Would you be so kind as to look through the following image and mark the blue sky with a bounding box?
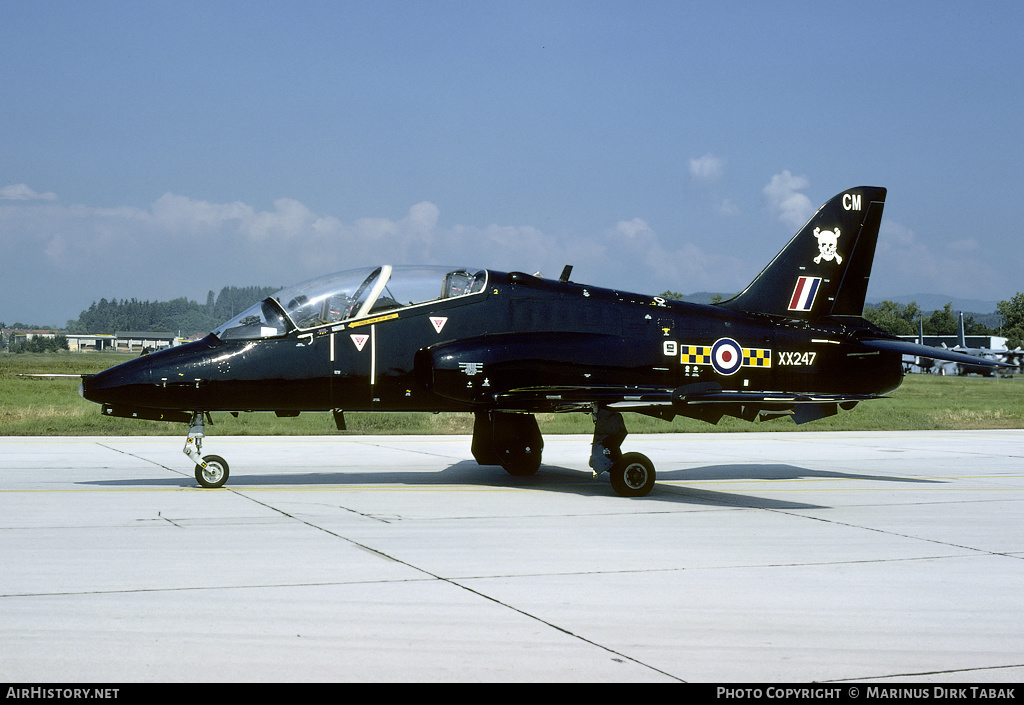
[2,1,1022,327]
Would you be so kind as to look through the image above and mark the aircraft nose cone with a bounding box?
[79,359,152,406]
[79,372,100,402]
[79,337,222,409]
[78,368,107,404]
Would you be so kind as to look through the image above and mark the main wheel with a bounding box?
[609,452,655,497]
[195,454,230,488]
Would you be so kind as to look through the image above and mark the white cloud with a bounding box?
[0,187,863,324]
[763,170,813,229]
[689,154,725,182]
[1,188,755,300]
[878,219,917,249]
[151,193,253,234]
[872,220,1002,300]
[615,218,653,240]
[244,198,320,242]
[602,218,748,294]
[716,198,739,217]
[406,201,440,233]
[0,183,57,201]
[5,185,1019,327]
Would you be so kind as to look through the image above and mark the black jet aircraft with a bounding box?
[80,186,1000,496]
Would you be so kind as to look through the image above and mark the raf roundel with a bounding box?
[710,337,743,376]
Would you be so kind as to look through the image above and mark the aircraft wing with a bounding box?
[493,385,674,409]
[492,383,882,425]
[670,390,882,405]
[494,382,881,407]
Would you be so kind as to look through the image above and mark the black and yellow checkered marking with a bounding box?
[681,345,711,365]
[743,348,772,368]
[681,345,772,368]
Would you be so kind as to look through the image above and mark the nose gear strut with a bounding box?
[183,412,230,488]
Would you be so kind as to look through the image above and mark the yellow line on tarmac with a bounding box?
[660,482,1024,492]
[0,484,554,494]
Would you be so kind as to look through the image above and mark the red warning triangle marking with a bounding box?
[350,334,369,351]
[430,317,448,333]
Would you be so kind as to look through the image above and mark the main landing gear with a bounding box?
[471,407,656,497]
[589,406,656,497]
[182,412,230,488]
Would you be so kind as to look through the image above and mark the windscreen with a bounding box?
[211,299,291,340]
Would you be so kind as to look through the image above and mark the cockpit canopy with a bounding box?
[212,265,487,340]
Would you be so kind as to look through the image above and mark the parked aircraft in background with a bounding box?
[80,186,1002,496]
[906,312,1023,376]
[945,312,1023,375]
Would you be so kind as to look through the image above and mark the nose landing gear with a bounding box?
[182,412,230,488]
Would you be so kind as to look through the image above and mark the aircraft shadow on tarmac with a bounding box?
[78,459,942,511]
[653,463,942,510]
[661,463,940,484]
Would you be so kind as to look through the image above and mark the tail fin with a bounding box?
[719,186,886,320]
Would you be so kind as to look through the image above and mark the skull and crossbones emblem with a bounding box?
[813,227,842,265]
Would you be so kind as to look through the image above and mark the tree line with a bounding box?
[862,301,990,337]
[863,296,1024,348]
[63,285,279,336]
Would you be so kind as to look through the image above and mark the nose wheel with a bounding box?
[195,454,230,488]
[182,412,231,488]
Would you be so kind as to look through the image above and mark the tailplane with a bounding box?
[719,186,886,320]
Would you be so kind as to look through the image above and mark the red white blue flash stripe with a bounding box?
[788,276,821,312]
